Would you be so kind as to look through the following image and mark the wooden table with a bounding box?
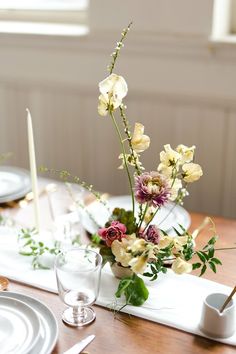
[5,213,236,354]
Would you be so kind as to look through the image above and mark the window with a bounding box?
[0,0,89,36]
[212,0,236,42]
[231,0,236,33]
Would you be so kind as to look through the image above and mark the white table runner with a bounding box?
[0,226,235,346]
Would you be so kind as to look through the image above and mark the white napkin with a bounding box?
[0,226,235,346]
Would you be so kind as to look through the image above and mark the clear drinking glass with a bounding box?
[55,248,102,326]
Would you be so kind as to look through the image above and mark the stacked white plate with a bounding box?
[0,166,31,203]
[0,292,58,354]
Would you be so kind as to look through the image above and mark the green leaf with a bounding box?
[196,251,207,263]
[208,248,214,258]
[23,239,33,247]
[115,274,149,306]
[115,278,132,298]
[19,251,33,256]
[203,252,209,261]
[99,246,115,267]
[160,229,168,236]
[172,227,182,236]
[30,246,38,251]
[211,257,222,265]
[22,234,31,239]
[208,236,218,245]
[178,223,187,233]
[209,261,217,273]
[91,233,101,245]
[151,274,158,281]
[161,267,167,274]
[150,264,156,273]
[200,264,207,277]
[192,262,201,270]
[124,274,149,306]
[143,272,153,277]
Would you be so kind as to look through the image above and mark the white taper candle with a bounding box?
[26,108,40,233]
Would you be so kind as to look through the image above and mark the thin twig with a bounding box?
[220,286,236,313]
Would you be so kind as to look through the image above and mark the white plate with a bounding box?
[0,292,58,354]
[0,296,40,354]
[82,195,191,236]
[0,166,31,203]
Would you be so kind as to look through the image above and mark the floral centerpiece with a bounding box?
[20,23,222,307]
[90,23,221,306]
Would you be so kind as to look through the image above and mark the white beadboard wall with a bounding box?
[0,82,235,218]
[0,0,236,219]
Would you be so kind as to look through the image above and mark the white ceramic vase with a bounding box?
[110,262,133,279]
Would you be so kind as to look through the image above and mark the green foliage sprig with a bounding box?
[194,236,222,276]
[108,22,132,74]
[18,228,60,269]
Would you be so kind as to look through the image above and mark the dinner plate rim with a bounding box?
[82,195,191,236]
[0,295,41,354]
[0,291,58,354]
[0,166,31,203]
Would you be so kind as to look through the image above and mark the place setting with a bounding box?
[0,22,236,354]
[0,291,58,354]
[0,166,31,205]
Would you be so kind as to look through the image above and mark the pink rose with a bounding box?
[98,221,127,247]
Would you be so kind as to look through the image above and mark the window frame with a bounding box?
[211,0,236,43]
[0,0,89,36]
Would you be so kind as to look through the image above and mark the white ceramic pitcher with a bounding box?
[200,293,235,338]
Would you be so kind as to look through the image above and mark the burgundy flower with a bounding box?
[135,171,170,207]
[98,221,127,247]
[144,225,161,245]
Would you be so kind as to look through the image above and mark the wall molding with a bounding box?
[1,76,236,110]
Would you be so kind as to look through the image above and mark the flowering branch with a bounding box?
[108,22,132,74]
[40,167,107,206]
[119,106,143,176]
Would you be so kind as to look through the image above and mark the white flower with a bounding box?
[111,236,134,267]
[131,123,150,153]
[172,257,192,274]
[173,236,189,251]
[157,164,172,177]
[176,144,195,164]
[118,152,144,170]
[144,206,156,224]
[158,144,181,175]
[98,74,128,116]
[158,236,173,249]
[130,238,146,253]
[182,163,203,183]
[169,178,182,201]
[98,94,109,116]
[129,254,148,274]
[111,235,156,274]
[129,242,156,274]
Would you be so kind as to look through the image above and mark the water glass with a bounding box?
[55,248,102,326]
